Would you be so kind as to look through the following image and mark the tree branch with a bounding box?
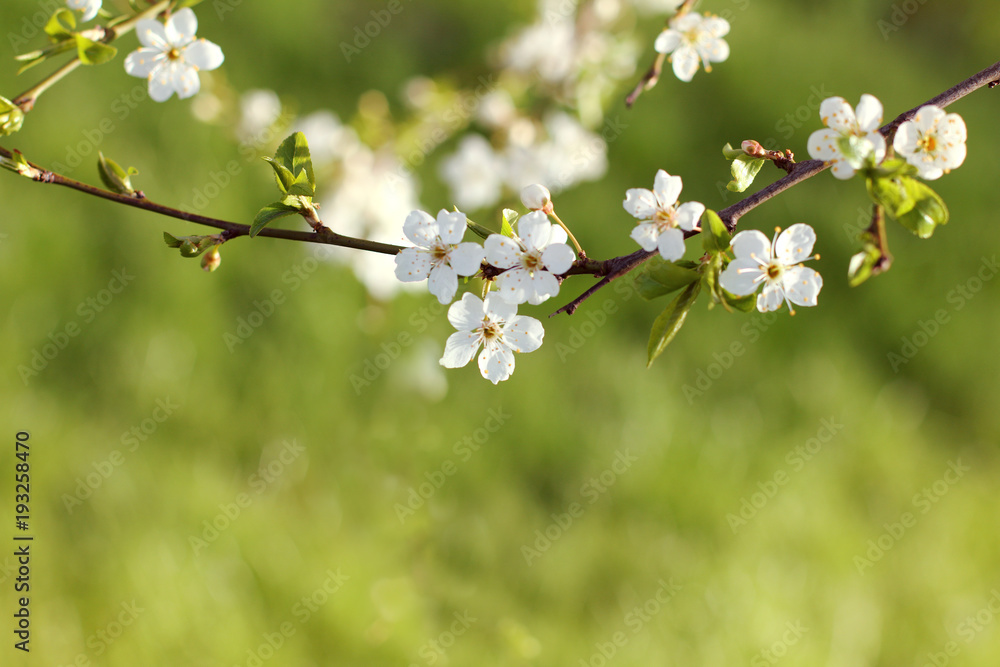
[556,58,1000,316]
[0,146,404,255]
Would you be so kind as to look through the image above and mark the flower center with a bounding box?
[521,250,543,274]
[431,241,451,263]
[480,319,502,342]
[167,48,182,61]
[654,207,677,230]
[917,133,938,154]
[766,262,783,281]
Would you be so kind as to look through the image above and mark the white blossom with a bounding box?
[440,293,544,384]
[623,169,703,261]
[394,210,485,305]
[719,224,823,314]
[124,8,224,103]
[485,211,576,305]
[520,184,552,212]
[892,105,967,180]
[439,134,505,211]
[807,94,886,180]
[654,12,730,82]
[66,0,101,22]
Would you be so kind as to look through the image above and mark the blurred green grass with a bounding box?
[2,0,999,665]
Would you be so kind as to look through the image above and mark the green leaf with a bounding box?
[97,152,137,195]
[722,289,756,313]
[250,203,298,237]
[501,209,518,238]
[647,281,701,367]
[466,219,495,241]
[271,132,315,195]
[45,9,76,41]
[637,257,700,300]
[75,37,117,65]
[721,142,745,160]
[263,158,297,195]
[848,243,883,287]
[867,175,949,239]
[726,155,766,193]
[701,209,730,254]
[0,96,25,136]
[163,232,183,248]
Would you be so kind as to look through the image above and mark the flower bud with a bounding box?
[741,140,765,157]
[0,96,24,137]
[201,245,222,272]
[520,183,552,212]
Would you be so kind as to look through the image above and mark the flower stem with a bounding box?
[549,211,585,258]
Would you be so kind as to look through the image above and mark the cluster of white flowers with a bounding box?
[807,94,968,181]
[394,185,575,383]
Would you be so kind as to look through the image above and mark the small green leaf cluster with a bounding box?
[722,142,765,193]
[251,133,319,237]
[864,159,948,240]
[15,9,117,75]
[640,210,751,366]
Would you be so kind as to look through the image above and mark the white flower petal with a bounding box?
[394,248,433,283]
[774,224,816,265]
[503,315,544,353]
[656,228,686,262]
[172,63,201,99]
[623,188,658,220]
[702,37,729,64]
[525,271,560,305]
[165,8,198,47]
[436,210,467,245]
[653,170,682,208]
[730,229,770,261]
[147,64,177,103]
[757,283,785,312]
[123,47,161,78]
[183,39,225,71]
[829,159,857,180]
[479,340,514,384]
[541,243,575,275]
[546,223,568,247]
[484,292,517,321]
[134,19,168,49]
[671,46,701,82]
[402,210,437,247]
[675,201,705,231]
[630,223,660,252]
[653,29,681,54]
[855,94,883,133]
[448,293,486,331]
[440,331,482,369]
[484,235,521,269]
[449,242,485,276]
[702,16,730,38]
[819,97,854,134]
[427,264,459,304]
[518,211,552,251]
[495,268,530,305]
[719,258,764,296]
[807,128,842,161]
[782,266,823,308]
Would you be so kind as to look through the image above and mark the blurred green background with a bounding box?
[2,0,1000,665]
